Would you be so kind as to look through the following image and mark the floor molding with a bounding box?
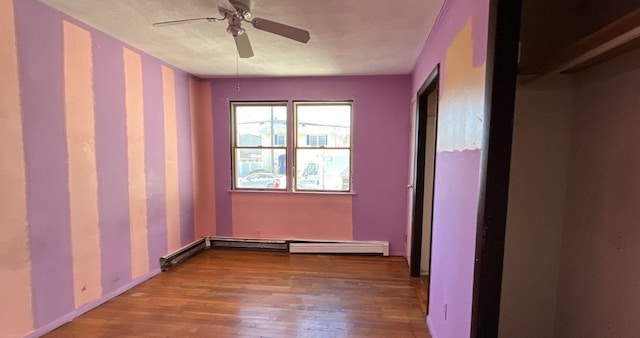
[427,314,438,338]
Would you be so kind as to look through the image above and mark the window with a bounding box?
[274,135,286,146]
[231,101,352,192]
[295,102,352,192]
[232,102,287,190]
[306,135,328,147]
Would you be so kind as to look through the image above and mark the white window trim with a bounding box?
[231,100,353,192]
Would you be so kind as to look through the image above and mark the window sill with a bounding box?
[228,189,357,196]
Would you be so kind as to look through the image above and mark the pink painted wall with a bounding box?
[210,76,411,255]
[555,47,640,338]
[190,79,217,238]
[410,0,490,336]
[123,46,151,280]
[2,0,202,336]
[232,193,353,240]
[0,0,33,336]
[62,20,103,307]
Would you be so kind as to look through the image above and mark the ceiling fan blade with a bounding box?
[251,18,310,43]
[234,32,254,58]
[153,17,220,27]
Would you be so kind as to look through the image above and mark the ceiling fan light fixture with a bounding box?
[226,25,245,37]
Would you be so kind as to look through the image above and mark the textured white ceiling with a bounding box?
[40,0,445,77]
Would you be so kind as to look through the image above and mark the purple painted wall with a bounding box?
[210,76,411,255]
[411,0,489,91]
[7,0,493,336]
[175,72,195,246]
[15,0,75,327]
[410,0,490,336]
[92,25,132,295]
[9,0,196,335]
[142,55,169,269]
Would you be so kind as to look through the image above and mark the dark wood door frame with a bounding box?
[471,0,523,337]
[410,65,439,281]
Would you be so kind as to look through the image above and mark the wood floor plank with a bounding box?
[411,276,429,316]
[45,250,430,337]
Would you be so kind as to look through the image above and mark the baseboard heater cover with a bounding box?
[160,238,207,271]
[209,237,289,252]
[289,241,389,256]
[208,237,389,256]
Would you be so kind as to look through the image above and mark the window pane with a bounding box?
[235,105,287,147]
[235,148,286,189]
[296,149,350,191]
[297,104,351,148]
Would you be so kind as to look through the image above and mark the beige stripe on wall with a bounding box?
[63,20,103,307]
[189,79,216,238]
[162,65,181,252]
[123,47,149,278]
[0,0,34,335]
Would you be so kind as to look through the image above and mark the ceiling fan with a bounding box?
[152,0,311,58]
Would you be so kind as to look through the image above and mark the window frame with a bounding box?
[230,100,354,193]
[230,101,288,191]
[293,101,353,192]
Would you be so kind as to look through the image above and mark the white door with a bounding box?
[420,90,438,275]
[406,100,417,261]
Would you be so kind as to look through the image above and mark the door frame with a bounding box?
[470,0,523,336]
[410,64,439,282]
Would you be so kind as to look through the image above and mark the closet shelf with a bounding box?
[519,7,640,76]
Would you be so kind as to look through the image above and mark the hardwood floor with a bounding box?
[45,249,430,337]
[411,276,429,316]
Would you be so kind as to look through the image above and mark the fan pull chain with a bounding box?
[236,52,240,92]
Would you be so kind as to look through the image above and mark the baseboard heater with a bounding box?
[209,237,389,256]
[159,238,208,271]
[289,240,389,256]
[160,238,390,271]
[209,237,289,252]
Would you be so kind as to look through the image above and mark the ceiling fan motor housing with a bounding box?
[221,8,246,37]
[228,0,251,17]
